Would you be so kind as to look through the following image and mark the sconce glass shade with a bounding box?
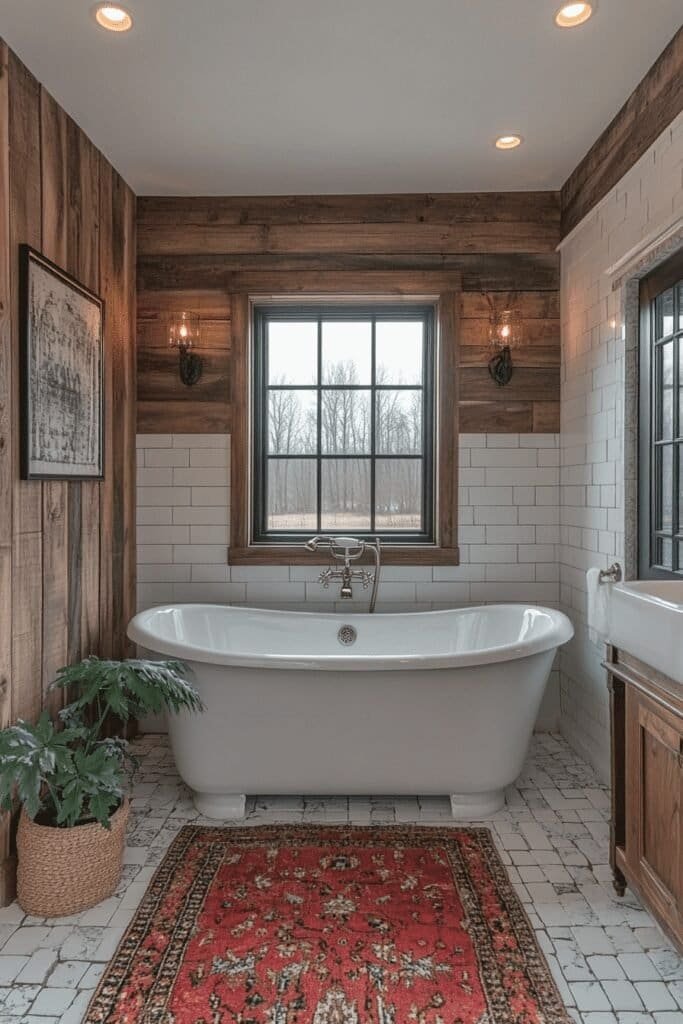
[169,311,200,350]
[488,308,522,350]
[169,311,202,387]
[488,308,521,387]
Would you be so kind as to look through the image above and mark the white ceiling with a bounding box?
[1,1,681,196]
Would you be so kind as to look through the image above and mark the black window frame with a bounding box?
[638,250,683,579]
[252,302,436,545]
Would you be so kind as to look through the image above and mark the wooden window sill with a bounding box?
[228,545,460,567]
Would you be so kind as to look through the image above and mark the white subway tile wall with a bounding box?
[559,111,683,782]
[136,431,560,612]
[136,431,562,726]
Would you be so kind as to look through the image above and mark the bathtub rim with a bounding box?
[128,603,574,672]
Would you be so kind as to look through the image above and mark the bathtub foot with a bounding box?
[193,792,246,820]
[450,790,505,820]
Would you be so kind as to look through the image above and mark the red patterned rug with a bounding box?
[85,825,570,1023]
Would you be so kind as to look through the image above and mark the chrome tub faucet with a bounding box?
[305,535,382,613]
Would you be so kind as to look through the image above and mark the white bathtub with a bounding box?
[128,603,573,820]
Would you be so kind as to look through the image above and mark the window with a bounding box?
[252,304,435,543]
[639,251,683,578]
[229,274,460,565]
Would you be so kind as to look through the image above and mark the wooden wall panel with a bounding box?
[39,89,69,713]
[0,41,136,903]
[137,195,561,434]
[9,52,43,728]
[561,27,683,237]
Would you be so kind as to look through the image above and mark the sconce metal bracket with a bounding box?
[179,346,203,386]
[488,344,513,387]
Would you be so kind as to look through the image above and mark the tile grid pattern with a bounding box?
[0,734,681,1022]
[136,431,561,612]
[559,110,683,781]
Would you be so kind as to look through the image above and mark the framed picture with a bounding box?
[20,245,104,480]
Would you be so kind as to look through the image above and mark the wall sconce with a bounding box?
[169,311,202,386]
[488,307,521,387]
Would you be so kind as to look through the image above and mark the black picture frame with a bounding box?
[20,244,104,481]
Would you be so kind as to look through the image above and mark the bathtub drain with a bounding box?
[337,625,357,646]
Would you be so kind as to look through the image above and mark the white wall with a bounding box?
[136,430,562,728]
[559,112,683,781]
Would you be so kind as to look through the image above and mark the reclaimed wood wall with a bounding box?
[0,43,137,902]
[561,26,683,237]
[137,192,561,434]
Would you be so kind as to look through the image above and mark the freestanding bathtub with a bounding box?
[128,603,573,820]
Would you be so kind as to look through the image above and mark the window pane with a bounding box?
[679,445,683,533]
[376,321,423,384]
[659,342,675,439]
[656,537,673,571]
[268,321,317,384]
[321,459,370,530]
[655,288,675,339]
[679,344,683,434]
[321,390,370,454]
[376,390,422,454]
[267,391,317,454]
[375,459,422,531]
[267,459,316,531]
[678,282,683,331]
[657,445,674,532]
[322,322,371,385]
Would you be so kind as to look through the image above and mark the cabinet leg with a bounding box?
[612,866,627,897]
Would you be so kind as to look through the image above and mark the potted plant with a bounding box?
[0,656,203,917]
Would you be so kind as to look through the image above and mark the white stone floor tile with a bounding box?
[0,732,681,1023]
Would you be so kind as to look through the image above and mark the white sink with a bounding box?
[608,580,683,685]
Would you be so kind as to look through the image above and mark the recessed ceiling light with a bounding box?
[495,135,523,151]
[92,3,133,32]
[555,2,595,28]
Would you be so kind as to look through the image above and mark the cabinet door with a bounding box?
[626,687,683,935]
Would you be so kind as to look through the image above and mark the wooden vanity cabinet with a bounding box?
[607,646,683,953]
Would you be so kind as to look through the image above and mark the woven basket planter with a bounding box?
[16,798,130,918]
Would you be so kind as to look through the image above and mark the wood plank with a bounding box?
[223,269,461,296]
[138,347,230,403]
[8,52,42,535]
[40,88,69,707]
[138,191,561,228]
[460,318,559,347]
[459,345,560,368]
[138,288,231,320]
[67,120,101,659]
[137,317,231,349]
[113,175,136,661]
[533,401,561,432]
[138,252,560,293]
[461,291,560,320]
[458,366,559,404]
[11,532,42,722]
[138,219,559,258]
[0,544,13,908]
[561,27,683,236]
[98,158,115,659]
[460,402,534,433]
[137,399,231,434]
[8,53,42,729]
